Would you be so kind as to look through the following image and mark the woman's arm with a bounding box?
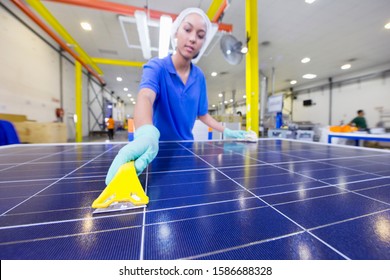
[198,113,225,132]
[134,88,156,129]
[105,88,158,184]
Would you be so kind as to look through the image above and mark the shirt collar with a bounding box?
[165,55,177,74]
[165,55,194,75]
[165,55,196,88]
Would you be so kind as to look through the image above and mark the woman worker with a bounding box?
[105,8,249,184]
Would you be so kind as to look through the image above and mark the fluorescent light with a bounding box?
[80,22,92,31]
[301,57,311,63]
[123,87,128,91]
[159,15,172,58]
[243,95,246,99]
[134,11,151,59]
[211,72,218,77]
[224,100,228,104]
[305,0,316,4]
[229,99,234,103]
[212,104,216,108]
[116,77,122,82]
[303,74,317,79]
[290,80,297,85]
[341,64,351,70]
[218,93,223,97]
[385,22,390,29]
[127,93,132,97]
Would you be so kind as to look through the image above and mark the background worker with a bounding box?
[349,110,368,131]
[106,115,115,140]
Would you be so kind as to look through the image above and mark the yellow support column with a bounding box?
[245,0,259,135]
[75,61,83,142]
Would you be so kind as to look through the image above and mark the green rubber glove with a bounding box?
[105,124,160,185]
[223,127,248,139]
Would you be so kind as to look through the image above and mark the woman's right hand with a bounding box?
[105,125,160,185]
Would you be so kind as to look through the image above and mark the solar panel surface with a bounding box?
[0,139,389,260]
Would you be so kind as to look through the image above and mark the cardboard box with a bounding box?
[12,122,67,143]
[0,114,67,143]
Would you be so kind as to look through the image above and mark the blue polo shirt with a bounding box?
[139,55,208,141]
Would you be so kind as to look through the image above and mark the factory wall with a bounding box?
[0,3,100,140]
[292,67,390,127]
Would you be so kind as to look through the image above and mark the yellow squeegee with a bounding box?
[92,161,149,214]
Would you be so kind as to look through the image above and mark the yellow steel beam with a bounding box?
[92,58,144,68]
[207,0,226,22]
[245,0,259,134]
[75,61,82,142]
[26,0,103,76]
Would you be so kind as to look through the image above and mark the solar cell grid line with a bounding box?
[0,143,140,229]
[0,145,83,173]
[0,143,120,217]
[139,164,151,261]
[236,145,389,208]
[204,141,380,204]
[141,141,300,259]
[215,141,388,260]
[0,143,147,259]
[176,141,351,260]
[0,144,98,216]
[165,140,386,260]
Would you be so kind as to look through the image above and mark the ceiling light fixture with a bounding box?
[290,80,297,85]
[218,93,223,97]
[158,15,172,58]
[211,72,218,77]
[80,22,92,31]
[116,77,122,82]
[302,74,317,79]
[305,0,316,4]
[385,22,390,29]
[124,87,128,91]
[134,11,151,59]
[341,64,351,70]
[301,57,311,63]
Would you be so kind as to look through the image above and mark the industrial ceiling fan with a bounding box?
[220,34,247,65]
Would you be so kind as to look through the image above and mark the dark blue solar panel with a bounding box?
[311,211,390,260]
[0,139,389,260]
[143,207,302,260]
[194,232,345,260]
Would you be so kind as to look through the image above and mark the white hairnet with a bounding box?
[170,7,212,55]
